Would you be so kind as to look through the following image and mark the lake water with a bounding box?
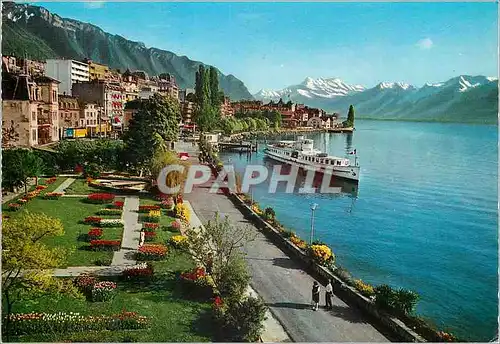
[220,120,498,341]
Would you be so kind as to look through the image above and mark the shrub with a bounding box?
[143,222,159,231]
[136,244,167,261]
[213,296,267,342]
[84,216,102,225]
[122,263,154,282]
[218,255,250,300]
[96,208,122,216]
[98,219,124,227]
[160,198,174,210]
[393,288,419,315]
[281,230,294,239]
[91,281,116,302]
[437,331,457,342]
[90,240,121,251]
[354,279,375,298]
[374,284,396,310]
[179,267,214,300]
[170,220,182,231]
[44,192,64,200]
[333,266,354,285]
[168,235,188,249]
[263,207,276,221]
[87,193,115,204]
[87,228,103,241]
[84,162,101,179]
[308,244,335,266]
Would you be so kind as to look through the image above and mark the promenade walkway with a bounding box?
[185,176,389,342]
[53,178,75,193]
[111,196,140,266]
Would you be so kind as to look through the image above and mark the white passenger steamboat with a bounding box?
[264,136,360,182]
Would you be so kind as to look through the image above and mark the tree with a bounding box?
[2,120,20,148]
[343,105,355,128]
[2,149,45,194]
[209,67,221,108]
[2,212,80,340]
[123,94,181,173]
[185,213,256,300]
[150,149,189,190]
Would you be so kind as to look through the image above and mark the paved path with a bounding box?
[185,175,389,342]
[111,196,140,266]
[53,178,75,193]
[51,265,131,277]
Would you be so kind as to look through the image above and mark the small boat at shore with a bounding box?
[263,136,360,182]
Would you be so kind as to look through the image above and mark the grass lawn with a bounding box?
[7,249,215,342]
[64,178,103,195]
[3,197,125,267]
[2,177,67,205]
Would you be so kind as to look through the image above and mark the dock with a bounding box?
[328,127,355,133]
[218,141,258,152]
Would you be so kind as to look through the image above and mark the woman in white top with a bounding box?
[325,279,333,310]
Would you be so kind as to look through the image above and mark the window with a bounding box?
[32,129,37,142]
[337,161,341,166]
[330,160,335,165]
[31,112,36,121]
[87,120,89,125]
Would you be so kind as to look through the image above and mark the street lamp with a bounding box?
[310,203,318,244]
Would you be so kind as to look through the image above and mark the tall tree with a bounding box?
[2,149,45,193]
[344,105,355,128]
[195,65,206,106]
[2,212,80,340]
[209,67,220,107]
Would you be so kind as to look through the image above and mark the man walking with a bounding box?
[325,279,333,310]
[312,281,320,311]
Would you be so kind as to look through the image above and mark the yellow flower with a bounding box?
[354,279,375,297]
[310,244,334,264]
[175,203,191,224]
[148,210,161,217]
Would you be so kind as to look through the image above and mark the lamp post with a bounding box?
[310,203,318,244]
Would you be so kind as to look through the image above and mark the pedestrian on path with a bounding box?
[325,279,333,310]
[312,281,320,311]
[139,230,145,247]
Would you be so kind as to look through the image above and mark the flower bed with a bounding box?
[96,208,122,216]
[354,279,375,298]
[87,228,103,241]
[43,192,64,200]
[308,244,335,266]
[98,219,124,227]
[35,185,48,191]
[141,210,161,223]
[7,203,21,211]
[170,219,182,231]
[86,193,115,204]
[160,198,174,211]
[143,222,160,231]
[91,281,117,302]
[73,274,98,296]
[143,231,156,242]
[290,234,308,250]
[84,216,102,225]
[175,203,190,223]
[5,310,149,335]
[107,200,124,209]
[136,244,168,261]
[89,240,121,251]
[168,235,188,249]
[44,176,57,184]
[179,266,214,300]
[122,263,154,281]
[138,205,161,213]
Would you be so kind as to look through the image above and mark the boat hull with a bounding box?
[264,149,360,183]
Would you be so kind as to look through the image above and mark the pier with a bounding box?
[218,141,258,152]
[328,127,354,133]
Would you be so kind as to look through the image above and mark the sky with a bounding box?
[38,1,498,94]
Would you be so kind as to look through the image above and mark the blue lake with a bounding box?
[220,120,498,341]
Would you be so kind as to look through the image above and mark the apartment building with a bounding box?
[84,58,110,81]
[58,95,80,138]
[45,59,90,95]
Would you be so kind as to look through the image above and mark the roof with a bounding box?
[2,72,30,101]
[34,75,60,84]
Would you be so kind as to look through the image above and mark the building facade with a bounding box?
[58,95,80,138]
[45,59,90,95]
[84,59,110,81]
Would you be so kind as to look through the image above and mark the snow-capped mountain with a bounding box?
[254,77,365,102]
[255,75,498,124]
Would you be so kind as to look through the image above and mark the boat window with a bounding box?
[320,159,324,164]
[337,161,341,165]
[330,160,335,165]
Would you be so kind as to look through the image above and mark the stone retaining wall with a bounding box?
[228,192,426,343]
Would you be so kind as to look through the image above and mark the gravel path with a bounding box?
[52,178,76,193]
[111,196,140,266]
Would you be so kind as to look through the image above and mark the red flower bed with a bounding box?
[87,193,115,204]
[136,244,167,261]
[138,205,161,213]
[143,231,156,242]
[90,240,121,251]
[180,267,206,281]
[143,223,159,230]
[35,185,47,190]
[84,216,102,224]
[122,264,154,281]
[213,295,223,308]
[8,203,21,211]
[88,228,103,241]
[45,176,57,184]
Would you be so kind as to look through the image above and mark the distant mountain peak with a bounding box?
[376,82,413,90]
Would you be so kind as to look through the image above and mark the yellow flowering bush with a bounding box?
[308,244,335,266]
[290,234,307,250]
[149,210,161,218]
[354,279,375,297]
[169,235,188,249]
[175,203,191,224]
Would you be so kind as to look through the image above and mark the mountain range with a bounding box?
[1,2,253,100]
[254,76,498,124]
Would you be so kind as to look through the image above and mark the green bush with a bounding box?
[333,266,354,285]
[213,296,267,342]
[217,255,250,301]
[393,288,419,315]
[263,207,275,220]
[84,163,101,179]
[374,284,396,310]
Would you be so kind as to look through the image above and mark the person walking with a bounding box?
[312,281,320,311]
[325,279,333,310]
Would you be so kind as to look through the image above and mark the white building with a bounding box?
[139,85,159,99]
[45,59,90,95]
